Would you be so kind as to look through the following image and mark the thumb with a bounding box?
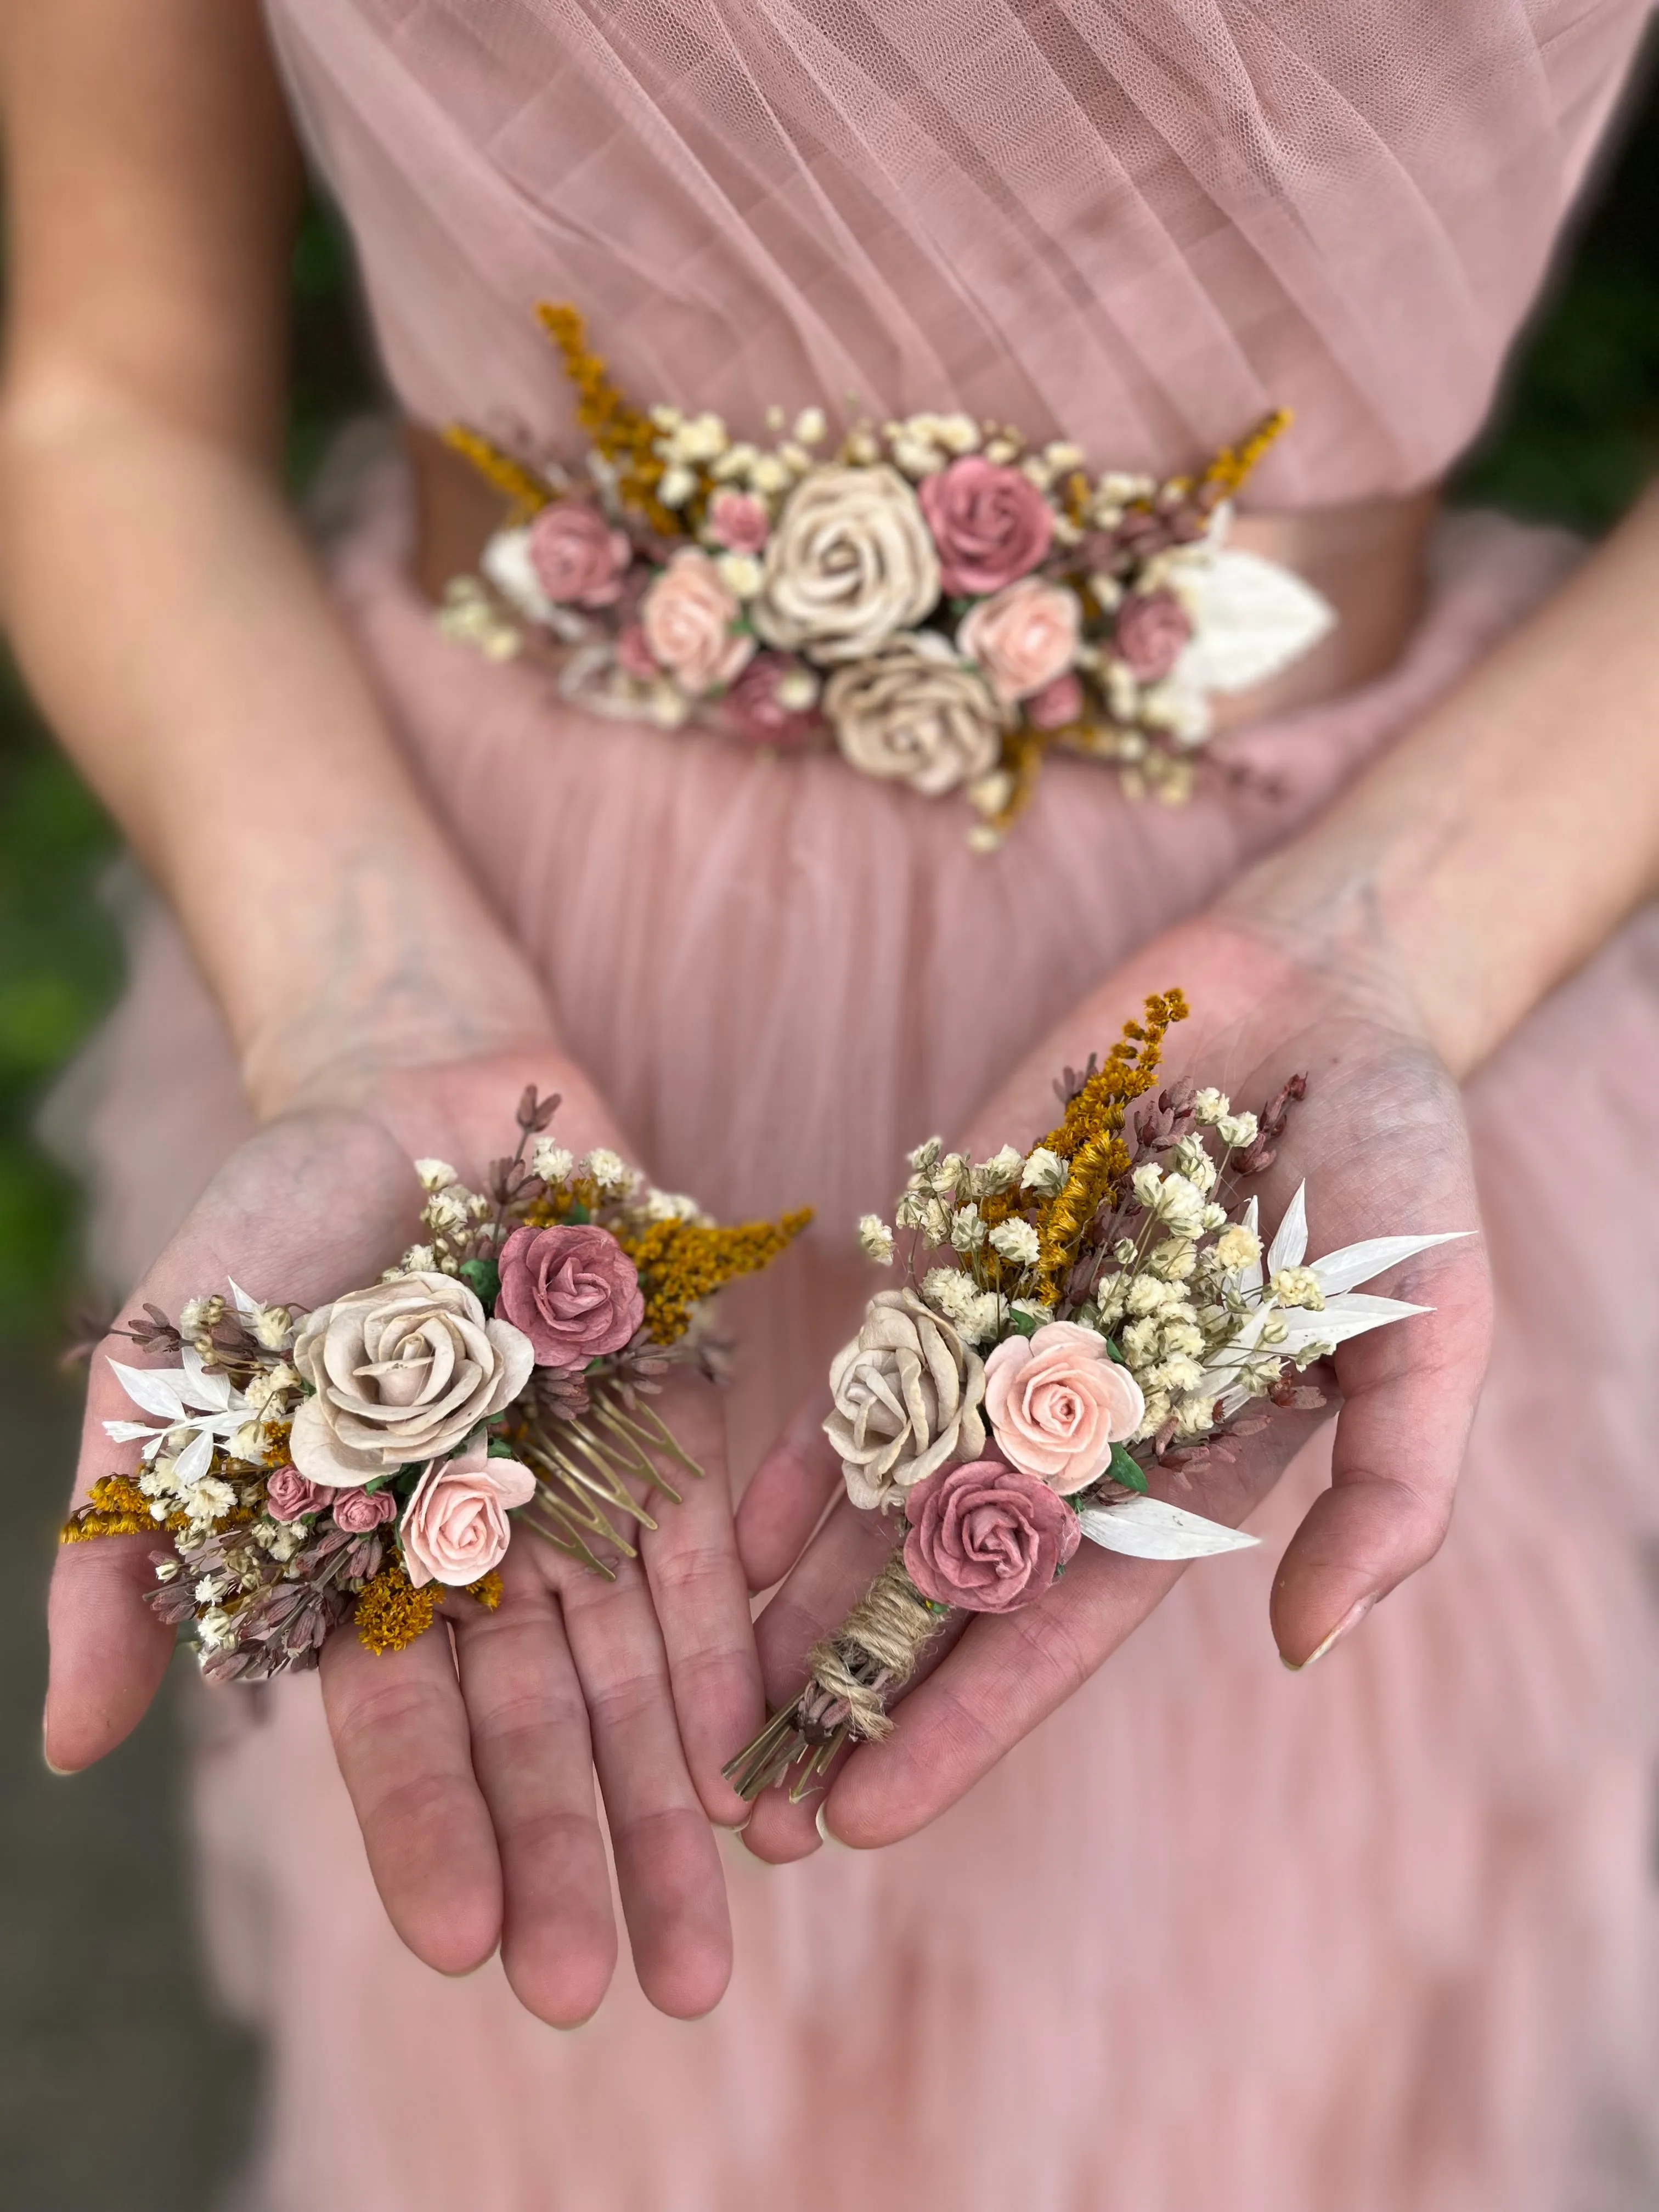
[45,1534,176,1770]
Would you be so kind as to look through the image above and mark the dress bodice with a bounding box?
[264,0,1652,505]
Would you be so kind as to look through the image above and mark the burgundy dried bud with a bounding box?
[516,1084,540,1131]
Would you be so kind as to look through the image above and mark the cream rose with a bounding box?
[290,1272,534,1487]
[754,465,940,664]
[400,1443,538,1589]
[641,549,754,695]
[957,577,1081,704]
[983,1321,1145,1493]
[825,1286,987,1508]
[823,635,1001,797]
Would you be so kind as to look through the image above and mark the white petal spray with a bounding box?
[1079,1184,1469,1563]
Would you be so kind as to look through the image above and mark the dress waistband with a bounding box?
[403,422,1442,734]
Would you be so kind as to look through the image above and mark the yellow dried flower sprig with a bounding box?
[1028,989,1189,1304]
[617,1210,815,1344]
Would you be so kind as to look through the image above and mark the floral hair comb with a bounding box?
[440,307,1334,844]
[66,1090,808,1679]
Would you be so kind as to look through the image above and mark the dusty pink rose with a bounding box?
[331,1485,398,1533]
[1113,587,1192,681]
[903,1458,1081,1613]
[641,550,755,695]
[723,653,823,749]
[983,1321,1146,1492]
[919,456,1054,597]
[707,489,771,554]
[1025,671,1085,730]
[400,1444,537,1589]
[498,1223,645,1369]
[527,500,633,608]
[266,1465,332,1522]
[957,577,1080,704]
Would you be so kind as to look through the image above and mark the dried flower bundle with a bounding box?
[726,995,1463,1801]
[65,1090,809,1680]
[441,306,1334,844]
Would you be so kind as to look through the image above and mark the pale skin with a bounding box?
[5,0,1658,1999]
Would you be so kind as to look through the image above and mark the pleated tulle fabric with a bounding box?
[75,481,1659,2211]
[263,0,1652,502]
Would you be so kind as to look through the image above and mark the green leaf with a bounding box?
[1002,1308,1041,1339]
[564,1201,590,1225]
[1108,1443,1148,1494]
[486,1437,520,1459]
[1102,1336,1127,1364]
[459,1257,501,1308]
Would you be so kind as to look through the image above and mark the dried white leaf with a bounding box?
[1177,550,1335,695]
[1077,1496,1260,1560]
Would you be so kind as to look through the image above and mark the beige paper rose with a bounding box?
[825,1286,987,1508]
[957,577,1081,704]
[754,465,939,665]
[289,1272,534,1487]
[823,635,1002,797]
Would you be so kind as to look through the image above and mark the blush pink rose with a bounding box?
[400,1444,538,1589]
[919,456,1054,597]
[707,489,771,554]
[266,1465,332,1521]
[641,550,755,695]
[497,1223,645,1369]
[983,1321,1146,1492]
[957,577,1080,704]
[723,653,823,749]
[1025,671,1085,730]
[903,1458,1081,1613]
[330,1485,398,1533]
[527,501,633,608]
[1113,587,1192,681]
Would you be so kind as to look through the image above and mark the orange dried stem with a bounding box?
[440,424,555,518]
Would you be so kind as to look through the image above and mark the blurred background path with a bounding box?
[1,45,1657,2206]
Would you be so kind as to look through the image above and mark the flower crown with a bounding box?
[441,306,1334,844]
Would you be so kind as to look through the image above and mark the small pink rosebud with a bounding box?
[616,623,661,681]
[1025,672,1085,730]
[707,489,771,555]
[266,1465,334,1522]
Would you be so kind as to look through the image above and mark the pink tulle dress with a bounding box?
[68,2,1659,2205]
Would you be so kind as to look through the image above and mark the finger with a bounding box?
[1270,1237,1493,1665]
[735,1391,840,1592]
[819,1410,1329,1849]
[320,1616,503,1977]
[556,1552,732,2019]
[636,1387,765,1827]
[741,1496,911,1865]
[44,1537,176,1771]
[449,1548,618,2027]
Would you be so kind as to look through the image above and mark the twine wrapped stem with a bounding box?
[724,1548,951,1802]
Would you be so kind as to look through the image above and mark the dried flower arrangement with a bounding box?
[65,1088,809,1680]
[726,994,1462,1801]
[439,306,1334,843]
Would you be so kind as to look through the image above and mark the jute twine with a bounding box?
[797,1549,945,1744]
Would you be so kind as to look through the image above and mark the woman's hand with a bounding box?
[736,910,1493,1860]
[45,1051,764,2024]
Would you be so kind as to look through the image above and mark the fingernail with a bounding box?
[1282,1594,1374,1673]
[815,1802,845,1850]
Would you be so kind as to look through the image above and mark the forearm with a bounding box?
[0,390,557,1113]
[1227,482,1659,1079]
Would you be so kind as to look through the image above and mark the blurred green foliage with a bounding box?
[1,61,1657,1335]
